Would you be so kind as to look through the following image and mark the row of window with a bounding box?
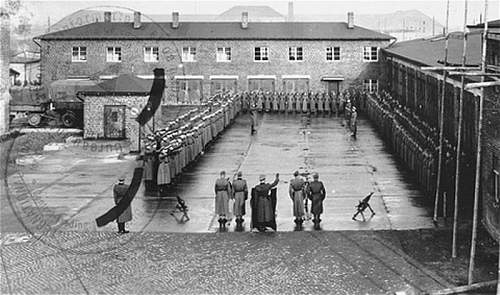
[175,77,378,103]
[71,46,379,63]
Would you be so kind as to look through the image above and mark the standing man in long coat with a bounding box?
[113,177,132,234]
[289,171,306,225]
[251,174,279,232]
[215,170,232,228]
[307,172,326,229]
[232,171,248,226]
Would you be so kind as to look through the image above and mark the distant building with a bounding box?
[216,6,285,22]
[10,51,41,85]
[36,11,393,104]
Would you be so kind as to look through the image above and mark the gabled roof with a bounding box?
[382,32,481,67]
[37,21,394,41]
[216,6,284,21]
[80,74,152,95]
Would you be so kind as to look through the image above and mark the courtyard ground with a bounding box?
[1,113,497,294]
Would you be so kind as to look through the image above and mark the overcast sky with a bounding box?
[23,0,499,29]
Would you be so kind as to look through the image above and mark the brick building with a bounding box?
[36,11,393,104]
[80,74,152,151]
[468,20,500,240]
[381,22,500,239]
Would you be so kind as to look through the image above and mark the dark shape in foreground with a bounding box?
[96,167,143,227]
[135,68,165,126]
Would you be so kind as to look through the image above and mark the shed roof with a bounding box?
[37,21,394,41]
[382,32,481,67]
[80,74,152,95]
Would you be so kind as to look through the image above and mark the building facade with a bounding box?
[37,11,393,104]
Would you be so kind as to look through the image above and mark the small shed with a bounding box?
[79,74,153,152]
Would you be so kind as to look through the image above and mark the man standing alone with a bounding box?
[113,177,132,234]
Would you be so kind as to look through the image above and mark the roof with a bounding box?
[37,21,394,41]
[10,68,20,75]
[382,32,481,67]
[467,19,500,28]
[216,6,284,21]
[79,74,152,95]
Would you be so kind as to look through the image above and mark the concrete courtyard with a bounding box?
[1,113,448,294]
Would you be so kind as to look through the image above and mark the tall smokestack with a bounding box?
[104,11,112,23]
[347,12,354,29]
[287,2,294,22]
[133,11,141,29]
[241,12,248,29]
[172,12,179,29]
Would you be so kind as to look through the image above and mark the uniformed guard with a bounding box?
[351,106,358,137]
[289,170,306,225]
[306,172,326,229]
[113,177,132,234]
[279,92,286,113]
[318,92,325,114]
[215,170,232,228]
[302,92,309,113]
[296,92,303,113]
[157,149,171,196]
[257,91,264,112]
[272,92,279,112]
[310,92,317,114]
[232,171,248,226]
[287,92,295,113]
[264,91,271,112]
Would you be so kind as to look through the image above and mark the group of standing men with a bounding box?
[241,90,361,136]
[214,170,327,231]
[141,93,242,194]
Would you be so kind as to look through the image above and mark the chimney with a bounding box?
[241,12,248,29]
[287,2,294,22]
[172,12,179,29]
[347,12,354,29]
[133,11,141,29]
[104,11,111,23]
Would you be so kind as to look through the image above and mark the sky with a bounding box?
[18,0,500,30]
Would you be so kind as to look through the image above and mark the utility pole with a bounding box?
[452,0,468,259]
[467,0,488,285]
[433,0,450,223]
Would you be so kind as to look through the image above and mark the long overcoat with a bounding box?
[113,183,132,223]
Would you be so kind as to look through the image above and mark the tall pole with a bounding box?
[434,0,450,222]
[468,0,488,285]
[452,0,468,259]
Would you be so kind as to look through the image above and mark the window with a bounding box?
[326,47,340,61]
[144,47,159,62]
[216,47,231,62]
[248,79,275,91]
[106,47,121,62]
[283,79,309,92]
[210,79,237,95]
[72,47,87,62]
[177,79,202,103]
[254,47,269,61]
[364,79,378,93]
[363,46,378,62]
[182,47,196,62]
[289,47,303,61]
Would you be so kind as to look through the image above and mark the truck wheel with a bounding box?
[62,112,77,128]
[27,113,42,127]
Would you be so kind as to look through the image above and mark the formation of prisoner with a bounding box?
[122,88,445,232]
